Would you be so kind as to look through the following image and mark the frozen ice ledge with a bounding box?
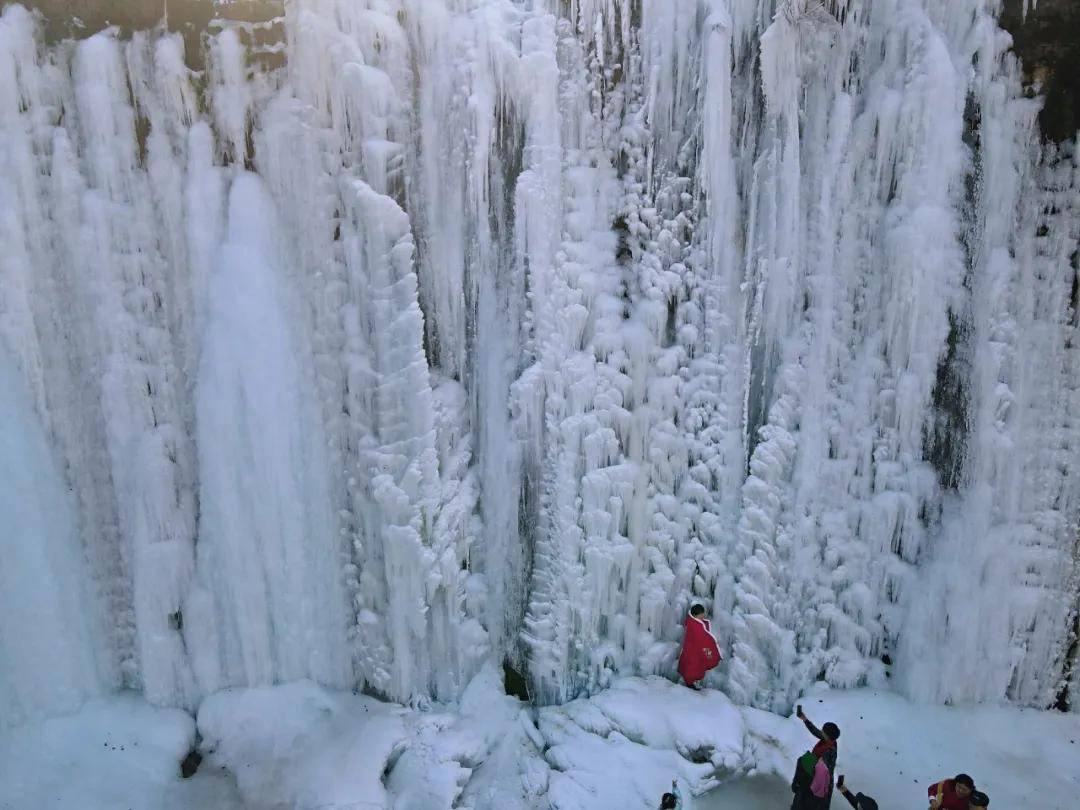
[0,0,1078,726]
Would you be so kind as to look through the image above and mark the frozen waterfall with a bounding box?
[190,172,351,695]
[0,348,104,725]
[0,0,1077,723]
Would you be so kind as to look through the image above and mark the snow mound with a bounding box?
[194,671,749,810]
[196,665,540,810]
[539,677,747,808]
[0,694,240,809]
[199,680,406,809]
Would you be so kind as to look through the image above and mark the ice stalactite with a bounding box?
[897,21,1080,705]
[690,4,745,660]
[272,0,499,702]
[713,0,1080,710]
[72,28,201,705]
[523,0,741,702]
[517,12,581,703]
[338,177,483,702]
[2,7,201,706]
[722,0,812,711]
[397,0,529,671]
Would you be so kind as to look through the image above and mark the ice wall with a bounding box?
[0,0,1077,715]
[0,348,103,726]
[189,173,352,693]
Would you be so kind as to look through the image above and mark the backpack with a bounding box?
[809,758,831,797]
[792,750,818,794]
[797,750,818,775]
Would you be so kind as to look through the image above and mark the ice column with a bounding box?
[189,174,350,693]
[0,349,104,727]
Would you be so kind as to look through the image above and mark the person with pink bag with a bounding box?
[790,704,840,810]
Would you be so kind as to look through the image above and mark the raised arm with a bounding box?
[837,776,858,808]
[803,716,826,740]
[796,705,826,740]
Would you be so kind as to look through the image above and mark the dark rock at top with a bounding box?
[1000,0,1080,142]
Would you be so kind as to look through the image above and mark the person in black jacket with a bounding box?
[836,775,877,810]
[791,704,840,810]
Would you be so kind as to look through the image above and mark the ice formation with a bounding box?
[0,0,1078,723]
[0,348,103,724]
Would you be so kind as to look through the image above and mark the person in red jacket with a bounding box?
[677,604,721,689]
[927,774,975,809]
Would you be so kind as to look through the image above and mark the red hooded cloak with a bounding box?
[678,613,721,686]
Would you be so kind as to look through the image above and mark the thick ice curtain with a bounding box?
[188,173,351,693]
[0,349,105,727]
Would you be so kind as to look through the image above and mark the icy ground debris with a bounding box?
[3,673,1078,809]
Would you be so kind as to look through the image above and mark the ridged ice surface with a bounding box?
[0,0,1077,721]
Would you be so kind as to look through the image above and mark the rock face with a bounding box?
[21,1,1080,142]
[1001,0,1080,141]
[21,1,284,69]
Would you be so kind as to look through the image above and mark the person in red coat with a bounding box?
[927,774,975,809]
[677,604,721,689]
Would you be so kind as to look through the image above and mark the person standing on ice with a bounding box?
[790,704,840,810]
[677,603,721,689]
[927,773,975,809]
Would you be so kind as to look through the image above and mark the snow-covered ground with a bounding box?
[0,693,242,809]
[735,685,1080,810]
[3,675,1077,809]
